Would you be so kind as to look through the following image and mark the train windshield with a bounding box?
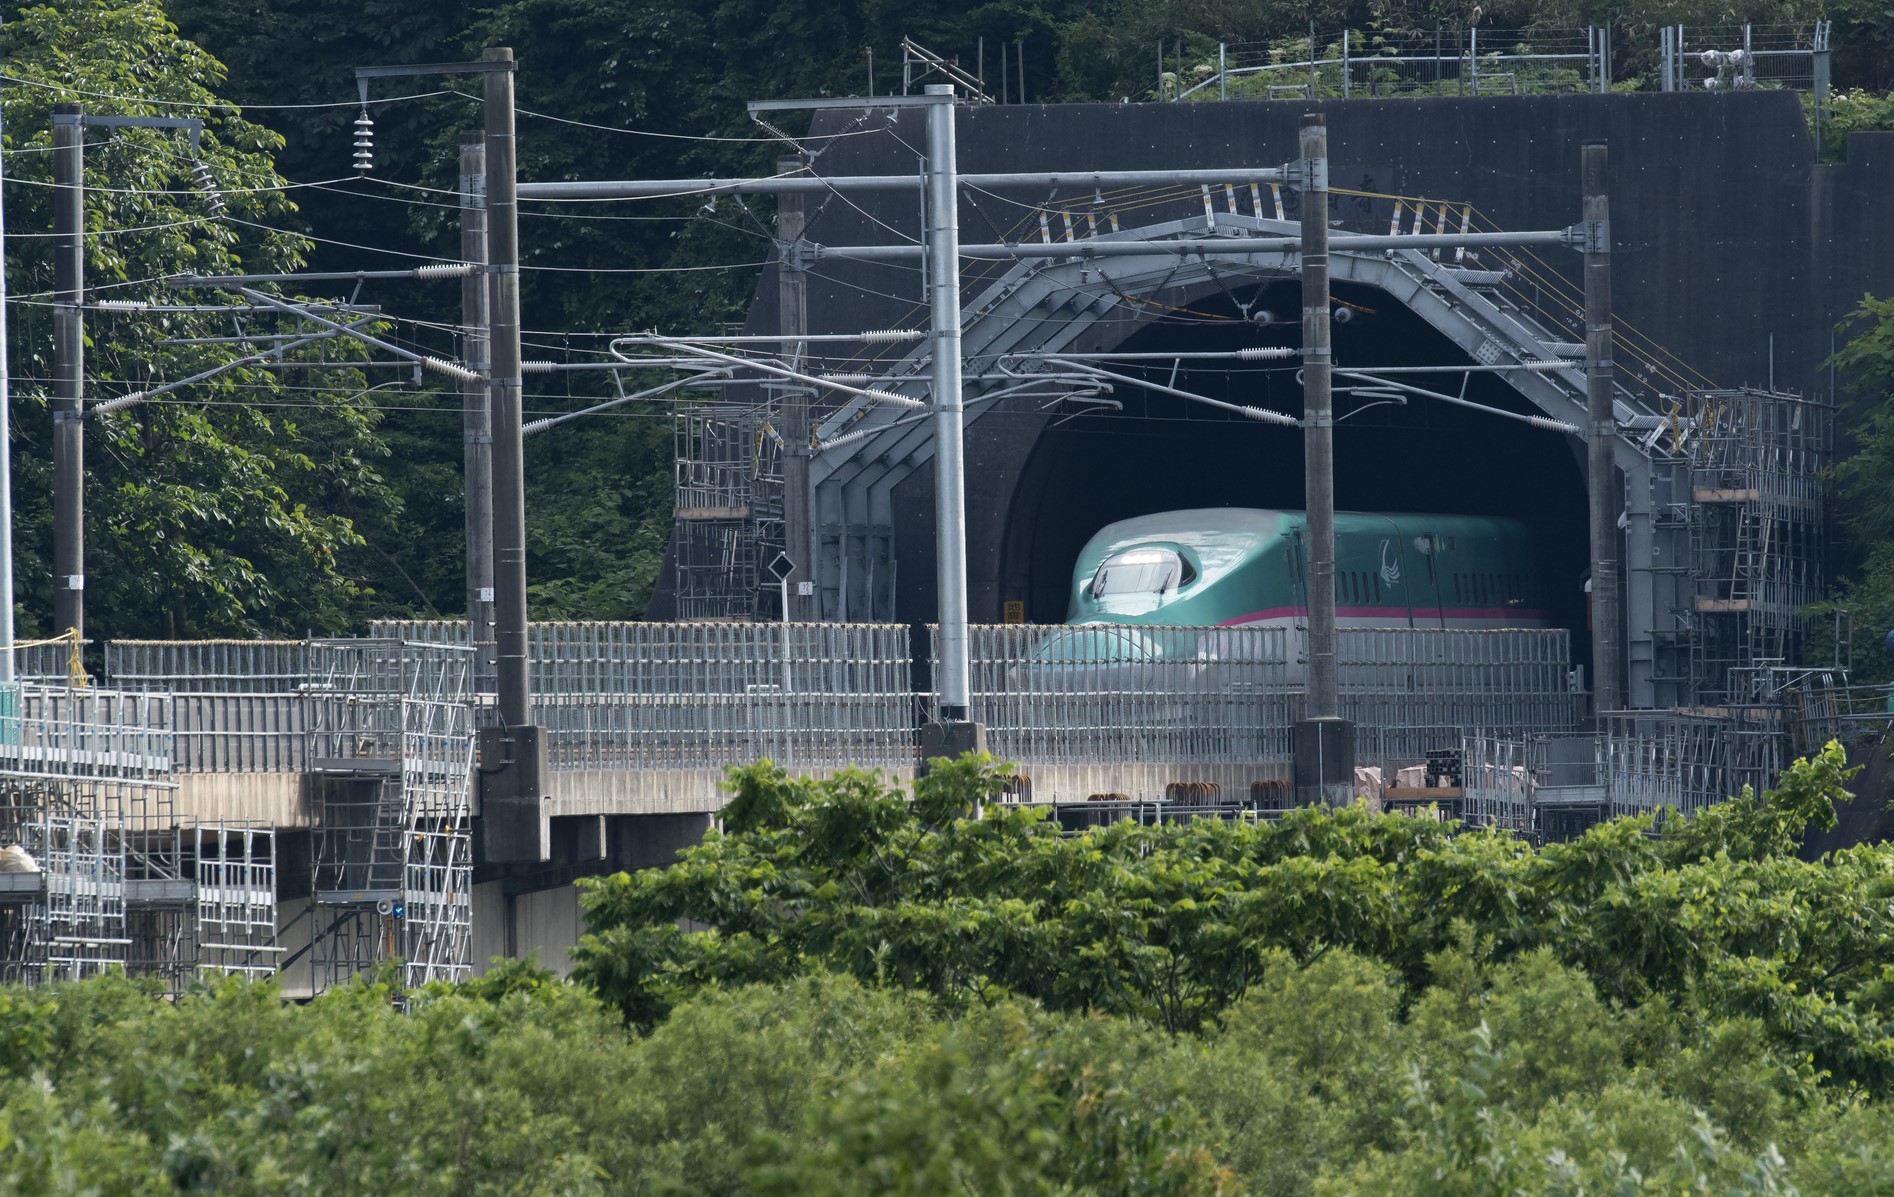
[1089,548,1194,597]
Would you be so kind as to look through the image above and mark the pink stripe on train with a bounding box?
[1218,606,1547,625]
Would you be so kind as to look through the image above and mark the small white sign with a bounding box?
[478,587,495,602]
[796,581,815,596]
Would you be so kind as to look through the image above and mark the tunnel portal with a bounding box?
[998,278,1591,642]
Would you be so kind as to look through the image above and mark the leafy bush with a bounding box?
[576,744,1888,1093]
[8,742,1894,1192]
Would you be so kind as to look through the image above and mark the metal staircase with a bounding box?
[306,640,475,991]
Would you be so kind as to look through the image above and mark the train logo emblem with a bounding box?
[1379,540,1402,586]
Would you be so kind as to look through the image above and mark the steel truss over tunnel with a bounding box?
[765,182,1827,711]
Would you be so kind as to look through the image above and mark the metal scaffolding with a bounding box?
[306,640,475,992]
[673,407,785,621]
[193,825,279,979]
[1602,706,1790,817]
[0,685,174,985]
[1684,388,1830,705]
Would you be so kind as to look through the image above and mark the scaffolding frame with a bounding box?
[0,685,176,985]
[673,406,786,621]
[306,641,475,992]
[194,824,280,980]
[1684,388,1830,705]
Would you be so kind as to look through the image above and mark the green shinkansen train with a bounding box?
[1066,508,1550,631]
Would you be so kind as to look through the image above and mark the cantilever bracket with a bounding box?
[1568,219,1610,254]
[1278,158,1328,191]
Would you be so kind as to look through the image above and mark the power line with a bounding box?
[521,259,771,275]
[4,172,360,196]
[220,216,452,262]
[0,73,458,111]
[5,216,211,239]
[511,105,886,144]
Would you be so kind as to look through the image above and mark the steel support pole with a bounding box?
[460,131,495,685]
[483,50,528,728]
[0,96,15,683]
[777,155,817,619]
[1301,115,1336,722]
[476,47,548,865]
[1582,142,1622,714]
[921,85,980,753]
[1294,113,1353,806]
[52,105,83,641]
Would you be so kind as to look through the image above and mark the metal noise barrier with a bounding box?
[1338,627,1579,768]
[950,624,1581,780]
[70,624,1581,783]
[370,619,920,771]
[947,623,1298,769]
[106,639,310,694]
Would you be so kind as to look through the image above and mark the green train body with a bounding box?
[1066,508,1550,631]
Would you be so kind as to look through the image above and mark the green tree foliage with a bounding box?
[1822,293,1894,677]
[2,745,1893,1191]
[15,923,1894,1190]
[2,0,400,637]
[576,744,1890,1093]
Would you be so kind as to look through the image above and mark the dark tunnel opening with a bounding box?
[999,277,1592,659]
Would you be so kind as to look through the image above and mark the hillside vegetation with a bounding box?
[11,745,1894,1191]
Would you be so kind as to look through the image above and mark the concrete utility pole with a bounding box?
[0,97,17,683]
[1293,112,1354,806]
[52,104,84,641]
[776,155,817,619]
[1582,141,1622,714]
[479,47,549,860]
[1301,115,1337,722]
[919,84,984,760]
[460,131,495,682]
[484,48,529,731]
